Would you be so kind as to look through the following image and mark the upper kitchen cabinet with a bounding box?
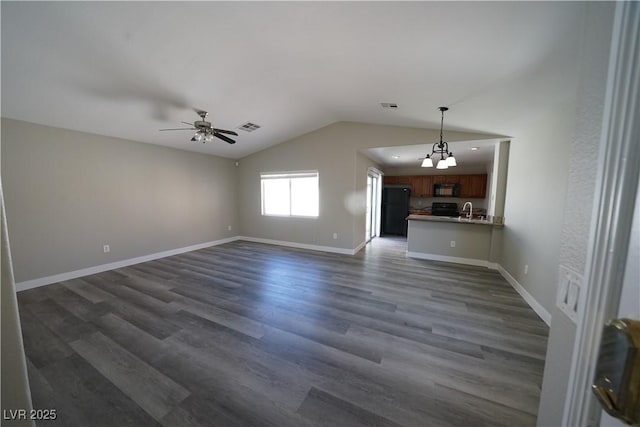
[459,174,487,198]
[432,175,459,184]
[383,175,397,185]
[385,174,487,199]
[410,175,432,197]
[383,175,412,185]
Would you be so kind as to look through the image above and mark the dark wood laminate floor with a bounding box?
[17,238,549,427]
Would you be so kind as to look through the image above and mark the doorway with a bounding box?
[366,168,382,243]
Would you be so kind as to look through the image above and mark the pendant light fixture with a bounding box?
[421,107,456,169]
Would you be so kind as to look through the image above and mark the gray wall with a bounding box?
[500,104,576,312]
[238,121,498,251]
[537,3,615,425]
[237,123,356,250]
[1,119,239,282]
[407,220,493,262]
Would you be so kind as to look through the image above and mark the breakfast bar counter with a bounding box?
[406,215,501,267]
[406,214,495,225]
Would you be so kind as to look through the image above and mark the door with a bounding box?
[366,175,372,241]
[563,3,639,425]
[599,183,639,427]
[366,169,382,243]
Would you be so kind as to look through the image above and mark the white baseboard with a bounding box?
[15,236,365,292]
[236,236,362,255]
[405,251,550,326]
[495,264,552,326]
[15,236,240,292]
[406,251,490,268]
[353,241,367,255]
[15,235,551,327]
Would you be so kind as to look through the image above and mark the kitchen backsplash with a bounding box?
[409,196,488,211]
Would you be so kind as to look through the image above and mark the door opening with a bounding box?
[366,169,382,243]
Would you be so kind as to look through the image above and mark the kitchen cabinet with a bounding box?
[385,174,487,198]
[409,175,432,197]
[422,175,433,197]
[384,175,412,185]
[432,175,459,184]
[432,175,446,185]
[459,175,472,197]
[459,174,487,198]
[383,175,398,185]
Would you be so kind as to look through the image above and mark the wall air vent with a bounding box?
[238,122,261,132]
[380,103,399,110]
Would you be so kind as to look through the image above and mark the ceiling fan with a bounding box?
[160,110,238,144]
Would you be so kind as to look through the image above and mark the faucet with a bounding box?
[462,201,473,221]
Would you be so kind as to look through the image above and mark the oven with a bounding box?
[431,202,459,217]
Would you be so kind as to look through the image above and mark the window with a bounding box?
[261,171,319,217]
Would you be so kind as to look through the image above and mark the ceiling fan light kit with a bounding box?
[160,110,239,145]
[422,106,456,169]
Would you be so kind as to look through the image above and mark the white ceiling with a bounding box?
[366,139,498,168]
[1,2,584,162]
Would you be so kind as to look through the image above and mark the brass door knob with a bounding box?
[591,319,640,425]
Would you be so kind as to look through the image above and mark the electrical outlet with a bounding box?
[228,225,232,231]
[103,245,110,253]
[524,264,529,275]
[333,233,338,240]
[450,240,456,248]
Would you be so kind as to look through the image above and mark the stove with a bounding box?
[431,202,459,217]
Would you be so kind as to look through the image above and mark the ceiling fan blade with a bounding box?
[159,127,196,131]
[214,132,236,144]
[181,121,195,126]
[212,128,239,136]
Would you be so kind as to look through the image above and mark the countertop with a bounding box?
[406,214,495,226]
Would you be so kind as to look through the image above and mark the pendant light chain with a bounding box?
[421,106,456,169]
[439,108,445,146]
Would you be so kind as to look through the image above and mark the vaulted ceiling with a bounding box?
[2,2,584,161]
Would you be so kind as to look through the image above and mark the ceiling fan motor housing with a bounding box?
[194,120,211,129]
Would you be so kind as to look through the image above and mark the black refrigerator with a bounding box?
[381,186,411,236]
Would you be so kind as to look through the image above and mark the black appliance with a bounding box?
[432,202,459,217]
[382,187,411,236]
[433,183,461,197]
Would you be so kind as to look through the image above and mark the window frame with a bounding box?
[260,171,319,218]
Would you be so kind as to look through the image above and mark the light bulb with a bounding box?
[194,132,204,142]
[421,156,433,168]
[436,159,448,169]
[204,133,214,142]
[446,154,457,166]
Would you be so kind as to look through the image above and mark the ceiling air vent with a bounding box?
[380,103,398,110]
[238,122,261,132]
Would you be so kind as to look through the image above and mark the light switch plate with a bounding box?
[557,265,583,323]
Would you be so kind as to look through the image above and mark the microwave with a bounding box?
[433,183,460,197]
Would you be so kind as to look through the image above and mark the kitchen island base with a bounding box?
[407,215,497,268]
